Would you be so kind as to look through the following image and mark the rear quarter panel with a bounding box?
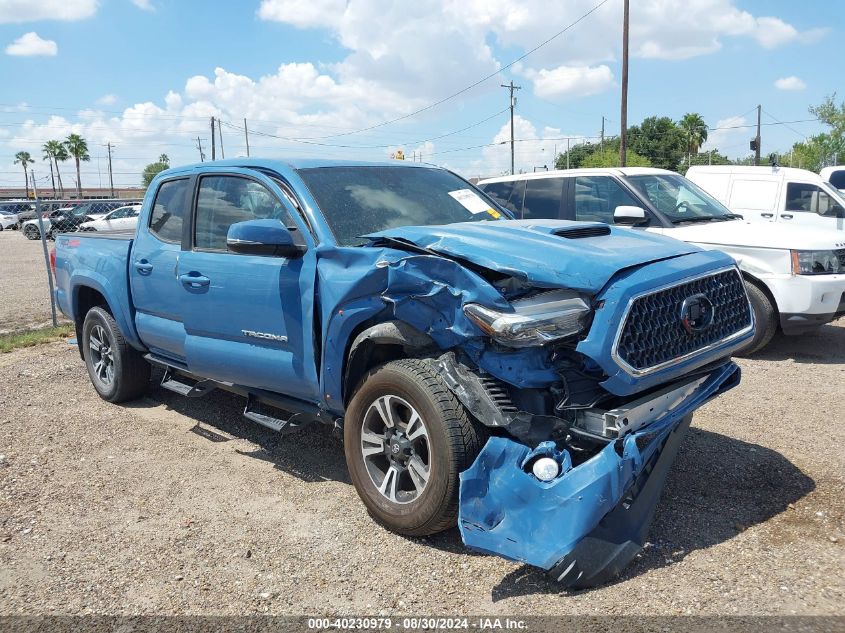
[54,233,143,349]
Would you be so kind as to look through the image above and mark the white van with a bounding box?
[686,165,845,231]
[477,168,845,354]
[820,166,845,193]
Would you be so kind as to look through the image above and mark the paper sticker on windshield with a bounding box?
[449,189,496,215]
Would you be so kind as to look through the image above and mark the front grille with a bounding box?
[615,268,751,372]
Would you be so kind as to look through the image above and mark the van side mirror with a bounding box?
[226,219,306,258]
[613,205,647,226]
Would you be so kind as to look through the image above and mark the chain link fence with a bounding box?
[0,198,142,334]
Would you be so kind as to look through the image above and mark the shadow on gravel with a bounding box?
[128,384,350,485]
[488,427,815,600]
[751,320,845,364]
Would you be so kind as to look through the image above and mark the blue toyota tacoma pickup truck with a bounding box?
[54,159,754,587]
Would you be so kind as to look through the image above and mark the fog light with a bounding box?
[531,457,560,482]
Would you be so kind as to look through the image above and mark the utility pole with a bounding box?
[619,0,630,167]
[754,104,761,166]
[106,142,114,198]
[566,138,571,169]
[244,118,250,157]
[211,116,216,160]
[196,137,205,162]
[218,118,225,159]
[501,80,522,175]
[601,116,605,153]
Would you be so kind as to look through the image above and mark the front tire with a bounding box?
[736,281,777,356]
[82,306,151,402]
[344,359,486,536]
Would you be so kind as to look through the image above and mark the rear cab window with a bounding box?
[149,178,190,243]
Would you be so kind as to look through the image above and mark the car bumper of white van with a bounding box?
[766,274,845,334]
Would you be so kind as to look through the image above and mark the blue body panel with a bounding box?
[459,361,741,571]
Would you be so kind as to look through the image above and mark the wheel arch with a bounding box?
[740,271,780,315]
[343,320,437,407]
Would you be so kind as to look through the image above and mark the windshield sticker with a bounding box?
[449,189,496,215]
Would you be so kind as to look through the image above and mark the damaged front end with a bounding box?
[457,361,740,589]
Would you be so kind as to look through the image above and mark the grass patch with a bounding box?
[0,325,75,353]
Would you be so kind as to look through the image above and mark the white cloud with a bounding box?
[701,115,747,153]
[96,94,118,106]
[131,0,154,10]
[479,115,561,176]
[5,32,57,56]
[0,0,97,23]
[257,0,345,29]
[774,76,806,91]
[525,64,613,100]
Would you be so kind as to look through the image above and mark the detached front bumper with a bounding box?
[458,361,740,588]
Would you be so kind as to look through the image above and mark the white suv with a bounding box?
[477,167,845,354]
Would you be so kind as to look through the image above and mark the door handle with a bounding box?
[781,214,793,219]
[179,272,210,288]
[760,213,774,218]
[134,260,153,274]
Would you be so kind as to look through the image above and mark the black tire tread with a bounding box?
[736,281,777,356]
[349,358,487,536]
[83,306,150,402]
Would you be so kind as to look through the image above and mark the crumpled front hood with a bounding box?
[366,220,701,294]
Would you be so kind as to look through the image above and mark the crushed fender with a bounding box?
[458,362,740,586]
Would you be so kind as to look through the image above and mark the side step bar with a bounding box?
[144,353,328,434]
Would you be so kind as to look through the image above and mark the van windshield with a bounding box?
[626,174,739,224]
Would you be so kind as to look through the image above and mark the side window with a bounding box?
[480,181,515,212]
[574,176,640,224]
[195,175,292,251]
[785,182,843,216]
[522,178,564,219]
[150,179,189,243]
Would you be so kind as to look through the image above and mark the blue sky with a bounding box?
[0,0,840,188]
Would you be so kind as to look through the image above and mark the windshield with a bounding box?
[626,174,736,223]
[297,166,506,246]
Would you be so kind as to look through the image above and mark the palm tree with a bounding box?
[64,133,90,199]
[14,151,35,199]
[679,113,708,166]
[42,141,62,198]
[158,153,170,166]
[54,143,68,197]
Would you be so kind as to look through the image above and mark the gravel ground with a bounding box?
[0,230,58,333]
[0,323,843,616]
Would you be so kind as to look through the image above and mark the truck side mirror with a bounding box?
[227,219,306,258]
[613,205,647,226]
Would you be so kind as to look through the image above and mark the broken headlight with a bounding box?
[463,290,591,348]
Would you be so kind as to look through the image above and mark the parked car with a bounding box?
[686,165,845,231]
[820,165,845,193]
[0,209,18,230]
[478,167,845,354]
[50,201,125,235]
[54,159,752,588]
[0,201,33,225]
[78,205,141,232]
[21,211,64,239]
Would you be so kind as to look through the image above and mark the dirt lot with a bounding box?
[0,230,58,333]
[0,322,843,616]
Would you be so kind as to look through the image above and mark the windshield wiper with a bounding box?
[671,214,740,224]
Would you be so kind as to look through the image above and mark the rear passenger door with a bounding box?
[131,177,193,362]
[177,170,320,401]
[726,178,780,222]
[521,177,565,220]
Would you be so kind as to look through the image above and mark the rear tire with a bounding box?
[82,306,150,402]
[23,225,38,240]
[736,281,777,356]
[344,359,486,536]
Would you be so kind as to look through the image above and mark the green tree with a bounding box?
[688,148,732,167]
[64,134,90,199]
[628,116,686,171]
[53,142,68,197]
[142,158,171,188]
[679,113,708,167]
[581,147,651,168]
[42,141,62,198]
[14,151,35,199]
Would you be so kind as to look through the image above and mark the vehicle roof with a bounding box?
[686,165,825,181]
[820,166,845,178]
[157,157,438,178]
[477,167,676,184]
